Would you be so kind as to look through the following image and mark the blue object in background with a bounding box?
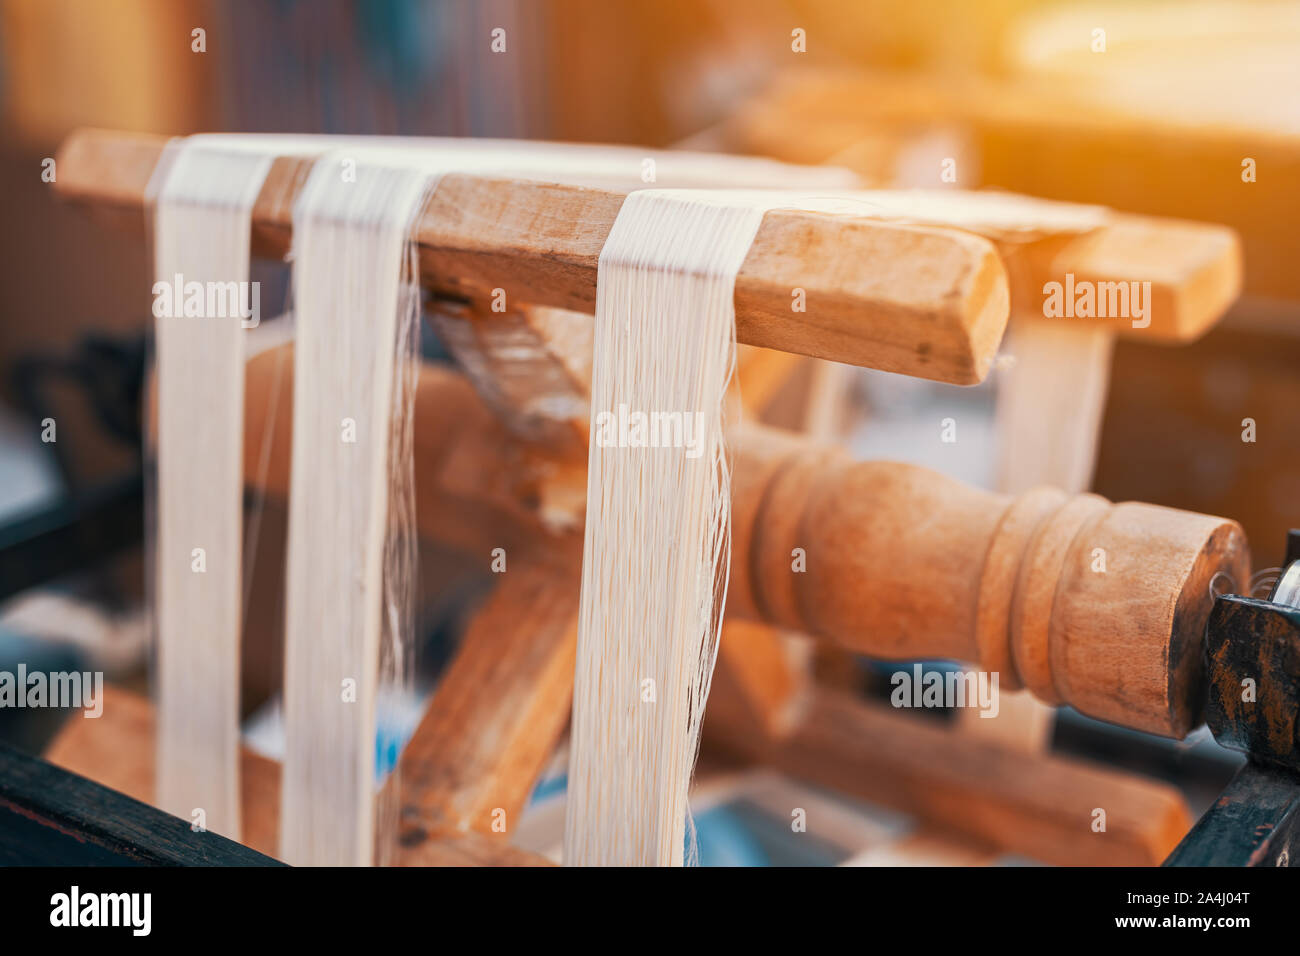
[693,805,770,867]
[522,773,853,866]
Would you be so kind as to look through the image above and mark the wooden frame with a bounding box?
[41,127,1245,866]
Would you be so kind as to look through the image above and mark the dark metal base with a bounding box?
[0,743,281,866]
[1164,759,1300,866]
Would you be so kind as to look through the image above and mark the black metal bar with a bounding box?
[0,743,282,866]
[1205,593,1300,771]
[1164,759,1300,866]
[0,473,144,603]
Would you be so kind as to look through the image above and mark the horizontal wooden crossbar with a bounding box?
[56,128,1016,384]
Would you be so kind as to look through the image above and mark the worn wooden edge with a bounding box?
[55,127,1012,385]
[1045,213,1243,342]
[724,73,1252,324]
[1164,760,1300,867]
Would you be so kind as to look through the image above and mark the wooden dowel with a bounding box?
[55,128,1009,385]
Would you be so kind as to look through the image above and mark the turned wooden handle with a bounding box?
[727,426,1250,737]
[218,350,1252,738]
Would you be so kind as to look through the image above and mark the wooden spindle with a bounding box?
[729,427,1250,737]
[227,352,1251,738]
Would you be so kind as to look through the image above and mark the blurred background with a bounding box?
[2,0,1297,540]
[0,0,1297,863]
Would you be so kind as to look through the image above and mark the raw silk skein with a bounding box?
[149,141,275,838]
[563,189,911,866]
[274,147,802,867]
[278,141,702,866]
[272,157,854,867]
[279,153,430,867]
[145,131,853,865]
[148,134,375,842]
[565,191,768,867]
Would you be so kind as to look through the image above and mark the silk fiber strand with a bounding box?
[280,154,431,866]
[565,190,768,867]
[148,132,854,864]
[150,141,273,839]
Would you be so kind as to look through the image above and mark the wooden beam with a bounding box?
[723,71,1251,323]
[55,128,1009,385]
[712,620,811,738]
[399,563,580,840]
[707,688,1193,866]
